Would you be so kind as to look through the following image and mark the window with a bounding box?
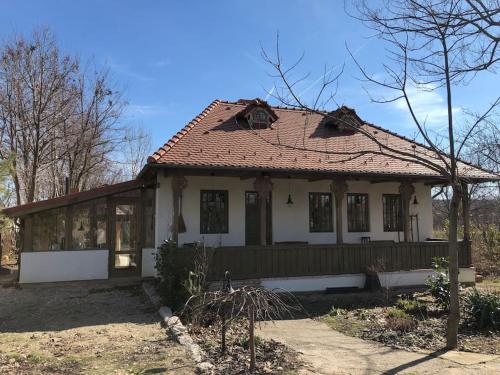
[72,205,92,249]
[95,202,107,248]
[309,192,333,232]
[32,208,66,251]
[200,190,228,234]
[71,199,107,249]
[347,194,369,232]
[383,194,403,232]
[254,109,268,122]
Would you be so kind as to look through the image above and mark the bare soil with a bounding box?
[190,319,302,374]
[0,282,195,374]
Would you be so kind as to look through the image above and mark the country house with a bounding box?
[3,99,497,290]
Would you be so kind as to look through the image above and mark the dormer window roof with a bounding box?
[322,106,362,132]
[237,98,278,129]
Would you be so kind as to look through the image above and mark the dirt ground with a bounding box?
[0,282,195,375]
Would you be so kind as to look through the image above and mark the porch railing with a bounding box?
[175,241,472,281]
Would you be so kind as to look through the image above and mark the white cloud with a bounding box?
[124,104,171,117]
[392,84,461,127]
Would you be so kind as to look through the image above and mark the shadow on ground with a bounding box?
[287,289,404,319]
[0,282,153,333]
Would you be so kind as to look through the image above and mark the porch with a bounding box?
[174,241,474,288]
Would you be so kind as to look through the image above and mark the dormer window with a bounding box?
[322,106,361,133]
[254,109,268,122]
[237,98,279,130]
[237,98,278,129]
[246,108,272,129]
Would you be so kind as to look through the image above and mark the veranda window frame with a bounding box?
[383,194,403,232]
[309,192,334,233]
[200,190,229,234]
[347,193,370,232]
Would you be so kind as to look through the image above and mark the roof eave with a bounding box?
[2,179,150,218]
[144,162,464,182]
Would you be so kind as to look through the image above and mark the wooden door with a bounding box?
[245,191,272,246]
[110,198,141,277]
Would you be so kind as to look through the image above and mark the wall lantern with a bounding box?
[413,195,419,205]
[286,176,294,206]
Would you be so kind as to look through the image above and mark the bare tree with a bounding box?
[120,125,153,180]
[348,0,499,349]
[43,67,126,198]
[0,28,138,203]
[261,0,499,349]
[0,28,78,204]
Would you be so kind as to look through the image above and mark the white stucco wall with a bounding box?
[261,273,366,291]
[141,248,157,278]
[155,175,433,247]
[256,267,475,292]
[19,250,108,283]
[379,267,475,288]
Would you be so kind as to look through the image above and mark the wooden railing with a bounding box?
[175,241,472,282]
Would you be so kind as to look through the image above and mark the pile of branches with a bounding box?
[181,275,303,373]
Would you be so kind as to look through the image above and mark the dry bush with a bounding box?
[471,225,500,278]
[434,222,499,278]
[386,316,418,332]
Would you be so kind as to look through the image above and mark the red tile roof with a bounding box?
[148,100,498,181]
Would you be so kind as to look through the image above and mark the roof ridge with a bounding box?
[218,100,313,113]
[148,99,222,163]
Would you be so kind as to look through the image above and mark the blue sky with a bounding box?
[1,0,498,153]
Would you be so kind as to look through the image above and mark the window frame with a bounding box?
[31,207,66,251]
[309,192,334,233]
[347,193,370,232]
[200,190,229,234]
[383,194,403,232]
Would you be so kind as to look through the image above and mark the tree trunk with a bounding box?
[248,305,256,372]
[446,185,461,349]
[221,307,226,354]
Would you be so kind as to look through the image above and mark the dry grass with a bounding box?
[0,284,195,374]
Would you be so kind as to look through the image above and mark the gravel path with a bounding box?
[258,318,500,374]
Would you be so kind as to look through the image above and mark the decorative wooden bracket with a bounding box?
[331,179,348,244]
[171,175,188,245]
[399,181,415,242]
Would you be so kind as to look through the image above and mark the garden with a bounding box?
[321,258,499,355]
[155,240,304,374]
[153,230,499,373]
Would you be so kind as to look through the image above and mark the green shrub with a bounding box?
[426,257,450,310]
[237,334,263,349]
[155,239,189,310]
[396,298,428,316]
[463,288,500,330]
[385,308,409,319]
[328,306,347,317]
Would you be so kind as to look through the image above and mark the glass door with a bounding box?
[111,200,140,276]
